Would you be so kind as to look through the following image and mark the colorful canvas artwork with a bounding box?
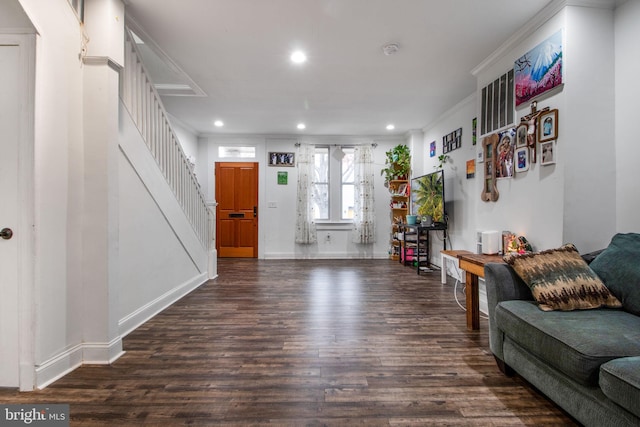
[514,30,563,107]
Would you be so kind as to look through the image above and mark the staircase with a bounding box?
[120,29,213,255]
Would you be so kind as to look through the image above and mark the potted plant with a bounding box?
[381,144,411,183]
[436,154,449,170]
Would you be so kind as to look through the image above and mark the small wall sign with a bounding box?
[277,171,288,185]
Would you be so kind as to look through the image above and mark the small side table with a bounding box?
[440,250,473,284]
[457,253,505,331]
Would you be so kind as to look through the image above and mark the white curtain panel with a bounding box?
[352,145,376,244]
[295,144,318,244]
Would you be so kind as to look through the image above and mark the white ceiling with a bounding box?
[124,0,554,136]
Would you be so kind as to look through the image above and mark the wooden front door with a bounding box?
[215,162,259,257]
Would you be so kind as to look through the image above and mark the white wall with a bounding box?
[562,5,616,251]
[420,95,480,253]
[199,134,405,259]
[118,104,209,336]
[15,0,211,388]
[615,0,640,233]
[18,0,86,372]
[418,3,621,262]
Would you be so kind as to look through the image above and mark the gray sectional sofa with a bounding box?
[485,233,640,427]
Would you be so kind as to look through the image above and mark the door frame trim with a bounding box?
[1,33,36,391]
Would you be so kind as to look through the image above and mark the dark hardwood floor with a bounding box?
[0,259,576,426]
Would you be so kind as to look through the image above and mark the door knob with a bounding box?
[0,228,13,240]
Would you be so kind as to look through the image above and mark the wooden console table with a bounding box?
[457,253,505,331]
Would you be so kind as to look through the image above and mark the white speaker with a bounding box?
[482,231,500,255]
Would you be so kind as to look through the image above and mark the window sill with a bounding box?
[315,221,353,231]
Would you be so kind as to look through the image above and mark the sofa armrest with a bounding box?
[484,262,533,361]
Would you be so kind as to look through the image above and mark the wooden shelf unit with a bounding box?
[388,180,409,260]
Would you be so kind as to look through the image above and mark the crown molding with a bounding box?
[422,92,476,132]
[471,0,567,77]
[472,0,618,77]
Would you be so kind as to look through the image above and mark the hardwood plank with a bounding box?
[0,259,577,425]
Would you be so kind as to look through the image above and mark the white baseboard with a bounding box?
[264,252,390,259]
[118,272,208,338]
[35,344,83,389]
[82,337,125,365]
[36,273,209,389]
[35,337,124,389]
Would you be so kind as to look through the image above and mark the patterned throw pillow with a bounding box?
[503,243,622,311]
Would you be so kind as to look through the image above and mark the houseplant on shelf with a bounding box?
[381,144,411,184]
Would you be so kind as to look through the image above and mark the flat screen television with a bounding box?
[411,170,446,225]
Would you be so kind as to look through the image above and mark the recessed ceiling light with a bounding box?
[214,120,224,127]
[290,50,307,64]
[386,124,395,130]
[297,123,306,130]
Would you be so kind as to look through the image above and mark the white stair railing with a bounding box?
[121,29,212,249]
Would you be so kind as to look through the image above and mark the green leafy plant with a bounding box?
[381,144,411,183]
[436,154,449,170]
[412,172,444,223]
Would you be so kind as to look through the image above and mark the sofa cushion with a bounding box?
[590,233,640,316]
[495,300,640,386]
[503,244,621,311]
[600,357,640,418]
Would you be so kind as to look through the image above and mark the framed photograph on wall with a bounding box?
[538,109,558,142]
[268,152,295,166]
[515,147,529,172]
[442,127,462,154]
[516,123,528,147]
[540,141,555,165]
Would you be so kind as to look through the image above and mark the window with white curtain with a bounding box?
[312,146,356,222]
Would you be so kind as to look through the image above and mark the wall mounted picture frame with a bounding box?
[540,140,555,165]
[268,152,295,166]
[538,109,558,142]
[515,147,529,172]
[514,30,563,107]
[472,117,477,145]
[466,159,476,179]
[516,123,528,147]
[443,127,462,154]
[429,141,436,157]
[481,133,499,202]
[496,128,515,179]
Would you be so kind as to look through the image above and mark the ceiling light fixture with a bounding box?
[290,50,307,64]
[214,120,224,127]
[386,124,395,130]
[382,43,399,56]
[297,123,306,130]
